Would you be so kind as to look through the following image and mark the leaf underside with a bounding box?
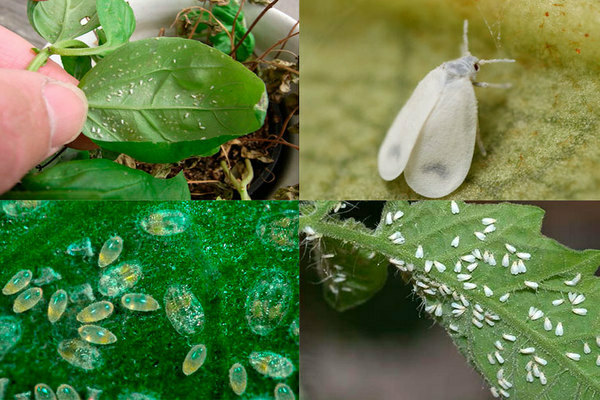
[27,0,99,43]
[79,37,268,163]
[301,201,600,399]
[1,159,191,200]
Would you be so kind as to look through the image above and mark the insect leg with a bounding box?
[473,82,512,89]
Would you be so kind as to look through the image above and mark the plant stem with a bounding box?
[230,0,280,57]
[26,48,50,72]
[49,43,121,57]
[220,158,254,200]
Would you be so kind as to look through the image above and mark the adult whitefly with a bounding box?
[377,20,514,198]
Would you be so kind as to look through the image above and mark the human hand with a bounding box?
[0,26,92,194]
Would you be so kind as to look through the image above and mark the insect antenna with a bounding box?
[478,58,516,64]
[461,20,471,56]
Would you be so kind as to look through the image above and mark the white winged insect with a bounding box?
[378,20,515,198]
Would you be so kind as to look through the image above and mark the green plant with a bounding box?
[0,200,298,399]
[7,0,270,199]
[300,201,600,399]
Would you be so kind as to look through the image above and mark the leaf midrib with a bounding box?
[300,207,600,395]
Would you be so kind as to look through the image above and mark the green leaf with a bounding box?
[312,234,388,312]
[2,159,191,200]
[302,201,600,399]
[61,54,92,80]
[60,40,93,80]
[185,3,255,62]
[79,37,268,163]
[0,201,298,399]
[300,0,600,199]
[27,0,100,43]
[95,0,135,47]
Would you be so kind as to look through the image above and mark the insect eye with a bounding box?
[474,64,480,71]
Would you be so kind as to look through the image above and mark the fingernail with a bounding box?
[43,80,88,148]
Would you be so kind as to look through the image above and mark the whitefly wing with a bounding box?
[404,76,477,198]
[378,66,447,181]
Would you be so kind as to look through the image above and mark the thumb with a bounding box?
[0,68,88,194]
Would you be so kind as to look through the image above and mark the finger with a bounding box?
[0,26,78,85]
[0,69,88,194]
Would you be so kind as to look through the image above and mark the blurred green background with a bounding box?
[300,0,600,200]
[0,201,298,400]
[300,201,600,400]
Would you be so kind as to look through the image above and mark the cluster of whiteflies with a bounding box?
[304,201,596,400]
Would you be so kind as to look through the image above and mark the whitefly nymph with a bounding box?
[378,20,515,198]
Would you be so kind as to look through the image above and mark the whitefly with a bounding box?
[378,20,515,198]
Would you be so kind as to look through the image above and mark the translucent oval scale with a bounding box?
[182,344,207,376]
[229,363,247,396]
[274,383,295,400]
[121,293,160,312]
[139,210,189,236]
[57,339,103,370]
[1,200,47,217]
[56,384,81,400]
[98,235,123,268]
[76,301,114,323]
[256,210,298,250]
[164,284,205,336]
[48,289,68,324]
[13,287,43,313]
[248,351,294,379]
[2,269,32,295]
[245,271,291,336]
[14,392,32,400]
[98,262,142,297]
[78,325,117,345]
[34,383,56,400]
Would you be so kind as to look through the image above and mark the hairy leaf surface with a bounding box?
[301,201,600,399]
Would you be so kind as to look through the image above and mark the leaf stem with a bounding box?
[49,43,122,57]
[230,0,279,57]
[26,48,50,72]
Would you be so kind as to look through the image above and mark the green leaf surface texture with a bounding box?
[300,201,600,399]
[0,201,299,399]
[96,0,135,46]
[2,159,191,200]
[300,0,600,199]
[27,0,100,43]
[79,37,268,163]
[189,3,255,62]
